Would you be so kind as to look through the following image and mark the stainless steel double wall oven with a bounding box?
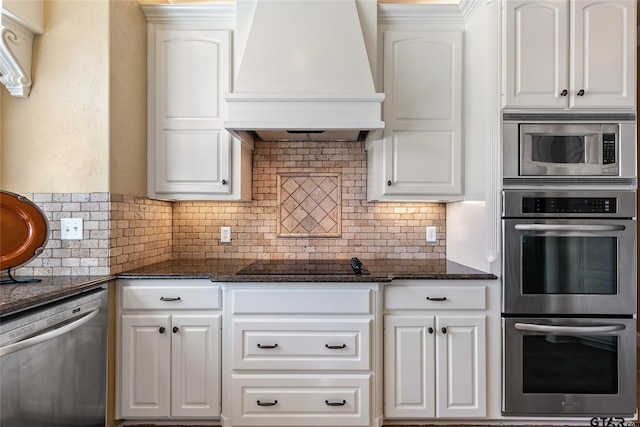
[501,113,637,417]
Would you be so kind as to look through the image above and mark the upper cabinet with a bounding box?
[368,29,463,201]
[503,0,636,110]
[144,5,253,201]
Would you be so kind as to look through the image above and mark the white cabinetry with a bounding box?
[368,30,462,201]
[503,0,636,109]
[224,284,381,427]
[383,282,494,419]
[118,279,222,420]
[143,5,252,201]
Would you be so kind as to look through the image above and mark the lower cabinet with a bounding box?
[383,282,490,419]
[118,280,222,420]
[224,284,381,427]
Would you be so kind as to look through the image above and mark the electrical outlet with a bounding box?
[426,226,437,243]
[221,226,231,243]
[61,218,83,240]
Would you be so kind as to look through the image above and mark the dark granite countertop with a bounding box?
[120,257,497,282]
[0,275,113,316]
[1,258,496,316]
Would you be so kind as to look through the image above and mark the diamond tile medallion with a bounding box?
[277,173,341,237]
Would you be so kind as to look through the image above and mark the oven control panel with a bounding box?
[522,197,617,214]
[602,133,616,165]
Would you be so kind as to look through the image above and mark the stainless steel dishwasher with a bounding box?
[0,286,108,427]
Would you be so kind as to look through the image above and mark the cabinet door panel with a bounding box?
[171,314,221,417]
[149,28,235,198]
[383,315,435,418]
[384,130,459,195]
[378,30,462,199]
[155,129,230,194]
[121,315,171,418]
[571,0,635,108]
[504,0,568,108]
[435,315,486,418]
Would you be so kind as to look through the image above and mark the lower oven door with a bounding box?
[503,218,636,315]
[502,317,636,416]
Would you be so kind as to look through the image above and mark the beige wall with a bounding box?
[109,0,147,196]
[0,0,147,196]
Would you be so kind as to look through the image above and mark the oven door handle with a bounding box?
[0,307,101,357]
[514,322,625,334]
[514,224,625,232]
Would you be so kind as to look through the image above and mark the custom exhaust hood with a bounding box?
[225,0,384,142]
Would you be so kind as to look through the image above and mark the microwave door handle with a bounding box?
[514,224,625,232]
[514,323,625,334]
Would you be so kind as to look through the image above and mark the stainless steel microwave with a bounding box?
[503,114,637,185]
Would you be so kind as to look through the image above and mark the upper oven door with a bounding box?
[503,217,636,315]
[519,124,617,176]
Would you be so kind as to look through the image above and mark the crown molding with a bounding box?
[142,3,236,23]
[378,0,481,24]
[0,13,38,97]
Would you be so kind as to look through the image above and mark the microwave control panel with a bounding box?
[602,133,616,165]
[522,197,617,214]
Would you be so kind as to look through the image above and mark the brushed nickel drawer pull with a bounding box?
[257,343,278,349]
[426,297,447,301]
[325,399,347,406]
[325,344,347,349]
[257,400,278,406]
[160,297,181,302]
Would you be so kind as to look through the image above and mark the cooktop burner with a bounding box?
[236,257,368,276]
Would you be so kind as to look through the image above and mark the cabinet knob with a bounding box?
[560,89,568,96]
[158,327,165,334]
[325,400,347,406]
[387,180,392,186]
[428,327,434,334]
[441,327,447,334]
[172,326,179,333]
[222,179,228,185]
[257,400,278,407]
[577,89,585,96]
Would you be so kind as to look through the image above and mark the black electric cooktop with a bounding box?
[236,257,368,276]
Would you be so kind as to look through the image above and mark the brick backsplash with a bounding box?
[173,140,446,260]
[6,141,445,277]
[7,193,172,277]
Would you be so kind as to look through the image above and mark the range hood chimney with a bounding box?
[225,0,384,142]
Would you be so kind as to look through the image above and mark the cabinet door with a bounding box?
[171,314,222,417]
[151,29,232,197]
[383,315,435,418]
[435,315,486,418]
[121,314,171,418]
[381,31,462,197]
[571,0,636,108]
[504,0,569,108]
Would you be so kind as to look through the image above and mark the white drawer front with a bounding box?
[385,285,486,311]
[231,375,371,426]
[122,284,221,310]
[231,288,372,315]
[232,319,370,370]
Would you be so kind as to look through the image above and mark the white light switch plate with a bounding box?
[61,218,83,240]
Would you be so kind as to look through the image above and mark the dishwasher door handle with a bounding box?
[0,307,101,357]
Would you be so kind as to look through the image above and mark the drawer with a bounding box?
[231,288,372,315]
[230,375,371,426]
[232,319,370,370]
[122,282,221,310]
[385,285,486,311]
